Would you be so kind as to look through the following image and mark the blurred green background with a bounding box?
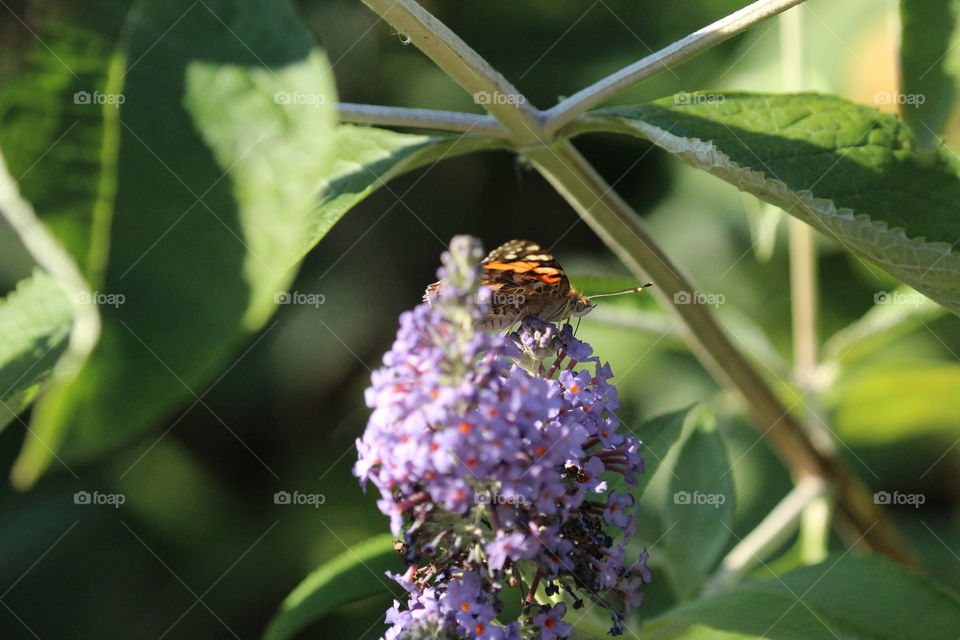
[1,0,959,638]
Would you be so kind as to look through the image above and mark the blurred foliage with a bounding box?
[0,0,959,638]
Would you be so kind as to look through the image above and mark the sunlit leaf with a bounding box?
[569,93,960,316]
[12,0,339,485]
[0,270,73,432]
[263,534,400,640]
[829,363,960,443]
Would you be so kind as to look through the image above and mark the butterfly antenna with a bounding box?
[588,283,654,299]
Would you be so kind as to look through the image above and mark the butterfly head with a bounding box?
[569,291,597,318]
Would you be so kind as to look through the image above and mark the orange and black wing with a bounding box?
[479,239,570,293]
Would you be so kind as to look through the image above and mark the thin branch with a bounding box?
[361,0,545,146]
[786,173,820,386]
[782,6,817,390]
[338,103,509,138]
[800,487,831,565]
[703,476,830,594]
[780,10,839,565]
[782,8,834,454]
[543,0,809,136]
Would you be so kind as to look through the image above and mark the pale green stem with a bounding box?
[337,103,508,138]
[781,9,838,553]
[703,476,830,594]
[800,490,832,564]
[782,7,817,391]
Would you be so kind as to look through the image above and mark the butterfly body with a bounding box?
[426,239,649,330]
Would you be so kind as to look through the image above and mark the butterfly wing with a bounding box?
[480,240,570,291]
[424,240,573,330]
[481,240,571,328]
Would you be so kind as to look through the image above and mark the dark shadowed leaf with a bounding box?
[644,555,960,639]
[899,0,960,157]
[263,534,400,640]
[663,414,735,600]
[632,405,695,497]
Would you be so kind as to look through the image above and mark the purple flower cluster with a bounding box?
[356,236,650,639]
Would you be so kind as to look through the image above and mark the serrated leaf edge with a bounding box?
[573,113,960,314]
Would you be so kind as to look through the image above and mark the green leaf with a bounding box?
[644,555,960,639]
[741,195,782,263]
[12,0,338,486]
[568,93,960,316]
[899,0,960,157]
[821,286,945,368]
[0,0,131,280]
[828,363,960,443]
[0,0,133,475]
[0,271,73,432]
[292,125,506,268]
[632,405,695,497]
[263,534,400,640]
[0,149,99,486]
[663,414,735,600]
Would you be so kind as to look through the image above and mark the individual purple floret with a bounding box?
[356,236,650,639]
